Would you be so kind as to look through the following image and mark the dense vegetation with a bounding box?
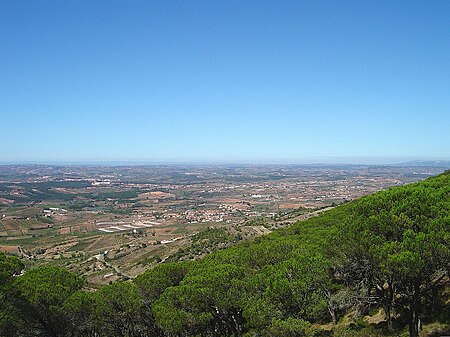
[1,172,449,336]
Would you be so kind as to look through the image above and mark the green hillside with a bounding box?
[1,172,449,337]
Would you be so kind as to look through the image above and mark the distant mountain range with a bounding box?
[393,160,450,168]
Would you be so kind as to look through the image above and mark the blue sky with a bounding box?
[1,0,449,164]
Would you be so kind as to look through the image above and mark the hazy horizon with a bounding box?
[1,156,450,167]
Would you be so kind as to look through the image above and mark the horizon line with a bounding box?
[1,157,450,167]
